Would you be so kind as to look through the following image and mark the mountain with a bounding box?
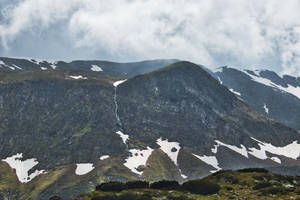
[212,66,300,130]
[0,61,300,199]
[0,57,178,78]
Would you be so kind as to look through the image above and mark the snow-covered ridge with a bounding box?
[75,163,94,175]
[2,153,45,183]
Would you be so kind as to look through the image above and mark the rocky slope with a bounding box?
[0,61,300,199]
[212,66,300,130]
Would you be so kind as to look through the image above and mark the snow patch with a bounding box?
[12,64,22,70]
[8,66,15,70]
[229,88,241,96]
[124,147,153,175]
[50,64,57,69]
[91,64,103,72]
[181,173,188,179]
[263,104,269,114]
[41,67,47,70]
[215,140,248,158]
[0,60,5,65]
[249,137,300,160]
[270,157,281,164]
[156,138,181,165]
[69,75,87,80]
[113,79,127,87]
[2,153,45,183]
[193,154,221,173]
[100,155,110,160]
[75,163,94,175]
[116,131,129,144]
[217,76,223,84]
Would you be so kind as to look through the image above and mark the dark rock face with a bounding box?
[118,62,300,155]
[0,61,300,199]
[0,72,125,169]
[213,66,300,130]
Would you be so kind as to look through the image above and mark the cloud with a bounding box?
[0,0,300,75]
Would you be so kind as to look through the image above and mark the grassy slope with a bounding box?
[77,170,300,200]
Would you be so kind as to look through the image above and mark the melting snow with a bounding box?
[229,88,241,96]
[75,163,94,175]
[156,138,181,165]
[41,67,47,70]
[116,131,129,144]
[214,140,248,158]
[113,79,127,87]
[91,64,103,72]
[50,64,57,69]
[8,66,15,70]
[69,75,88,80]
[124,147,154,175]
[181,173,188,179]
[263,104,269,114]
[270,157,281,164]
[2,153,45,183]
[217,76,223,84]
[12,64,22,70]
[249,137,300,160]
[193,154,221,173]
[100,155,110,160]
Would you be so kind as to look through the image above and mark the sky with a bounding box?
[0,0,300,76]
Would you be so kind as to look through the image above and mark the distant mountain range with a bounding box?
[0,57,299,199]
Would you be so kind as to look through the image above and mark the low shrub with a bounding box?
[118,193,152,200]
[238,168,268,173]
[95,182,127,192]
[49,196,63,200]
[126,181,149,189]
[182,180,220,195]
[260,186,292,196]
[150,180,180,190]
[253,182,272,190]
[91,194,117,200]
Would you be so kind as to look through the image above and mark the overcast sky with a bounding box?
[0,0,300,75]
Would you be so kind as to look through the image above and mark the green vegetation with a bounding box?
[68,169,300,200]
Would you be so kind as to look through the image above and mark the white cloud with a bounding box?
[1,0,300,75]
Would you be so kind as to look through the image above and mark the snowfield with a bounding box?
[156,138,181,165]
[75,163,94,175]
[124,147,154,175]
[2,153,45,183]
